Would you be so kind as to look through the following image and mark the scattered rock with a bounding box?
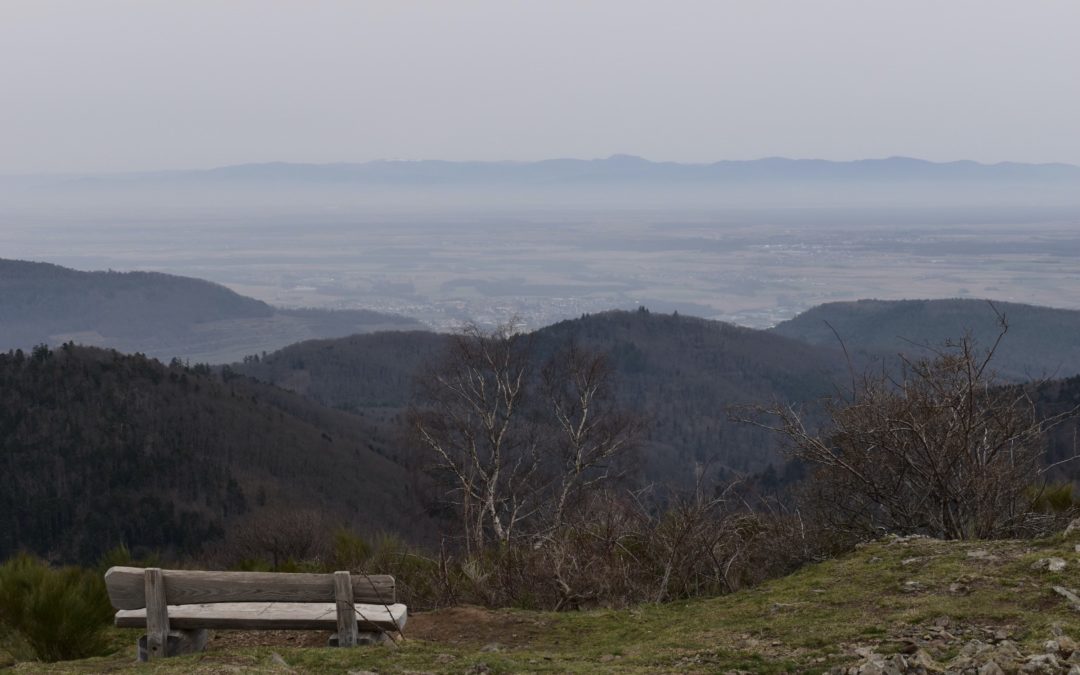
[839,632,1079,674]
[1032,557,1068,572]
[1064,518,1080,538]
[480,642,502,653]
[1054,586,1080,611]
[901,581,923,593]
[968,549,999,561]
[979,661,1005,675]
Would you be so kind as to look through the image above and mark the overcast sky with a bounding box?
[2,1,1079,174]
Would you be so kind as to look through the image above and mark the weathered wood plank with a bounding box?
[105,567,395,609]
[115,602,407,632]
[143,568,170,661]
[334,571,359,647]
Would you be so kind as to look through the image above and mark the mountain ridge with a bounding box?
[26,155,1080,188]
[0,258,423,364]
[771,298,1080,381]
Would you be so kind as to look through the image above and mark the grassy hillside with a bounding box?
[0,258,423,364]
[235,310,847,484]
[772,298,1080,381]
[17,531,1080,673]
[0,344,431,564]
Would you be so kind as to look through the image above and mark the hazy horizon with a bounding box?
[4,1,1080,173]
[5,153,1080,179]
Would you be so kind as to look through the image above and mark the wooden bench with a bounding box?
[104,566,407,661]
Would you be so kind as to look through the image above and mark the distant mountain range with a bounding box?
[20,155,1080,187]
[0,259,423,363]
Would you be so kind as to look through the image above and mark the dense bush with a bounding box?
[0,553,113,662]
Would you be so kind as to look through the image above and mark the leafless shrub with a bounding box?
[754,319,1080,540]
[216,507,329,569]
[411,486,821,610]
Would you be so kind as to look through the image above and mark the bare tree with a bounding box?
[541,342,642,531]
[757,323,1078,540]
[410,322,542,553]
[410,327,641,552]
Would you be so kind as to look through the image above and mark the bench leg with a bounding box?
[137,629,209,662]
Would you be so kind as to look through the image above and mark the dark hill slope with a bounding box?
[0,258,422,364]
[236,310,846,485]
[0,345,429,564]
[771,299,1080,381]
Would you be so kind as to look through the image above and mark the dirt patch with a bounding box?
[405,605,552,648]
[200,606,550,651]
[207,629,333,650]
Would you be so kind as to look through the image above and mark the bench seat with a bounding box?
[115,601,408,632]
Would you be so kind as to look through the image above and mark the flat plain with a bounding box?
[4,205,1079,330]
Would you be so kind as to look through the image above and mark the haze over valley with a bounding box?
[4,156,1080,332]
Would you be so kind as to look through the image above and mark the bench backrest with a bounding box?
[104,566,396,610]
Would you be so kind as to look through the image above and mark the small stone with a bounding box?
[1032,557,1068,572]
[910,649,944,672]
[1026,653,1060,668]
[993,630,1009,642]
[480,643,502,653]
[979,661,1005,675]
[1064,517,1080,538]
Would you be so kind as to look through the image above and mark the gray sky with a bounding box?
[2,0,1079,174]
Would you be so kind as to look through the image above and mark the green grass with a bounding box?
[11,533,1080,673]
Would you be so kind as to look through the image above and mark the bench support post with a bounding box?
[334,571,359,647]
[144,568,170,660]
[137,629,208,662]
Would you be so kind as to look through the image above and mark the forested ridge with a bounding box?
[236,309,848,484]
[772,298,1080,381]
[0,344,430,564]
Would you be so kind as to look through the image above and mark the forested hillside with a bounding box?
[236,310,847,485]
[772,298,1080,381]
[0,344,431,564]
[0,258,423,364]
